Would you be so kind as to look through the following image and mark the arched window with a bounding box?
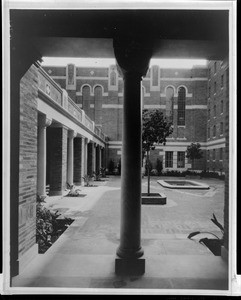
[82,85,91,113]
[177,87,186,125]
[165,86,174,121]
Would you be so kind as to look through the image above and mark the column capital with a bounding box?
[38,115,52,128]
[68,130,77,139]
[113,38,153,79]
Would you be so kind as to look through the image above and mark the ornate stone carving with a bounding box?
[66,64,76,90]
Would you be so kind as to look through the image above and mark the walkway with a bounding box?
[12,176,228,293]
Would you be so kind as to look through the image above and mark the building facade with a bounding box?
[43,61,228,174]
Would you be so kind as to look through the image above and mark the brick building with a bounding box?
[43,61,228,174]
[206,60,229,174]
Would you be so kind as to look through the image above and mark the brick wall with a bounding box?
[18,65,39,258]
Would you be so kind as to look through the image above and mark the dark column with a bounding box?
[96,145,100,173]
[74,137,83,185]
[49,126,68,195]
[67,130,76,186]
[87,142,94,175]
[113,38,153,275]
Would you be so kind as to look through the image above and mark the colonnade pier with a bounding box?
[5,7,232,286]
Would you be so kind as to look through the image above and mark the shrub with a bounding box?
[36,195,73,253]
[100,167,107,178]
[82,174,94,186]
[156,158,163,175]
[200,170,225,180]
[150,168,158,176]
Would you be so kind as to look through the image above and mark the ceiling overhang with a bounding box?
[10,9,229,60]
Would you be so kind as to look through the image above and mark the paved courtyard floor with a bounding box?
[12,176,228,293]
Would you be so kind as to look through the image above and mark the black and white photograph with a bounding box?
[1,0,238,296]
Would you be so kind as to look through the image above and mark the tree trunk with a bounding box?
[147,151,150,196]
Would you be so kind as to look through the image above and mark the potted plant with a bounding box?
[187,213,224,256]
[141,109,173,205]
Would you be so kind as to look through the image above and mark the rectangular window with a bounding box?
[213,149,216,160]
[208,127,210,138]
[221,74,224,88]
[220,148,223,160]
[220,122,224,135]
[220,100,224,113]
[165,151,173,168]
[214,81,217,94]
[208,108,210,119]
[177,152,185,168]
[213,105,216,117]
[207,150,210,160]
[213,125,216,137]
[208,86,211,98]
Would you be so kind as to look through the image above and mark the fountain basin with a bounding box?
[157,179,209,189]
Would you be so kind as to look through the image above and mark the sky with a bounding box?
[41,57,208,69]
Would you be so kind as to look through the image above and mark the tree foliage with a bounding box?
[186,142,203,160]
[142,109,173,195]
[142,109,173,153]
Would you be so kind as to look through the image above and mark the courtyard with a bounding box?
[12,176,228,291]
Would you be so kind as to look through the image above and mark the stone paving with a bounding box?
[13,175,228,291]
[43,175,225,257]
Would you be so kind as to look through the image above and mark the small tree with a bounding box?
[186,142,203,170]
[142,109,173,195]
[156,158,163,176]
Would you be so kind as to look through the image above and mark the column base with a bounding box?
[115,257,145,276]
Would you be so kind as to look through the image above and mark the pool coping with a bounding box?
[157,179,210,190]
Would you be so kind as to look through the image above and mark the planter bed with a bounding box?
[142,193,166,205]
